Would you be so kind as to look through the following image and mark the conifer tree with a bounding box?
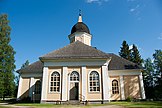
[153,50,162,98]
[21,60,29,69]
[143,58,155,98]
[119,40,131,60]
[0,14,15,99]
[130,44,143,66]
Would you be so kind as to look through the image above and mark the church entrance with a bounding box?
[70,82,79,100]
[69,71,79,100]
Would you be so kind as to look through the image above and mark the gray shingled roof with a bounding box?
[17,42,141,73]
[17,61,43,73]
[108,53,141,70]
[40,41,110,60]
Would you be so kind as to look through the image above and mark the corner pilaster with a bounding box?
[41,67,49,103]
[139,72,146,99]
[101,65,110,101]
[119,75,125,100]
[62,67,68,101]
[81,66,87,101]
[17,75,23,100]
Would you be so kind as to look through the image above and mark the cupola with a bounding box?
[68,11,92,46]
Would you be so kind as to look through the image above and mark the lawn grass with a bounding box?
[110,101,162,108]
[15,103,92,108]
[0,101,162,108]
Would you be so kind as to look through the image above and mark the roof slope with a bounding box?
[17,61,43,73]
[40,41,110,59]
[17,42,141,73]
[108,53,141,70]
[17,54,141,73]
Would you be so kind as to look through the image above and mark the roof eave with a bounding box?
[39,57,110,61]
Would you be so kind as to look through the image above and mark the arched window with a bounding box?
[50,71,60,92]
[70,71,79,81]
[112,80,119,94]
[89,71,100,92]
[35,80,41,94]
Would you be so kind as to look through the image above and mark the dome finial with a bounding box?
[78,9,82,22]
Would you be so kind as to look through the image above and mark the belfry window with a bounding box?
[89,71,100,92]
[70,71,79,81]
[112,80,119,94]
[50,71,60,92]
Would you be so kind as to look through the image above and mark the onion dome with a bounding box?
[71,12,90,34]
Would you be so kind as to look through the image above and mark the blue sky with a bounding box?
[0,0,162,70]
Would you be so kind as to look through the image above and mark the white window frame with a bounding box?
[49,71,61,93]
[70,71,80,82]
[88,70,101,93]
[112,79,119,94]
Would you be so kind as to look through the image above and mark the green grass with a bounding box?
[110,101,162,108]
[0,101,162,108]
[15,103,92,108]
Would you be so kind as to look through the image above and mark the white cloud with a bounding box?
[129,44,142,51]
[130,8,135,12]
[87,0,99,3]
[158,33,162,40]
[86,0,109,5]
[129,45,133,50]
[129,4,140,13]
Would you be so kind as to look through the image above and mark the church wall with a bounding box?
[86,66,102,101]
[46,67,62,101]
[124,75,141,99]
[20,77,30,99]
[110,76,121,100]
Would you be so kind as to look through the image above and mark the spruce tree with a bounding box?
[119,40,131,60]
[130,44,143,66]
[153,50,162,98]
[143,58,155,98]
[0,14,16,99]
[153,50,162,78]
[21,60,29,69]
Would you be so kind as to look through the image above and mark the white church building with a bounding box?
[17,13,145,103]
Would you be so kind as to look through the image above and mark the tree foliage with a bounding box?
[0,14,16,99]
[143,50,162,99]
[119,40,131,60]
[153,50,162,98]
[130,44,143,66]
[21,60,29,69]
[143,58,155,98]
[119,40,143,66]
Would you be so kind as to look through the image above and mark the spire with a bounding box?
[78,9,82,22]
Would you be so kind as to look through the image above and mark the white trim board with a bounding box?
[44,60,107,67]
[109,70,141,76]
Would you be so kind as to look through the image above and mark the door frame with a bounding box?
[68,72,80,101]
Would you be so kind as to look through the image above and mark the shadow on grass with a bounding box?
[110,101,162,108]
